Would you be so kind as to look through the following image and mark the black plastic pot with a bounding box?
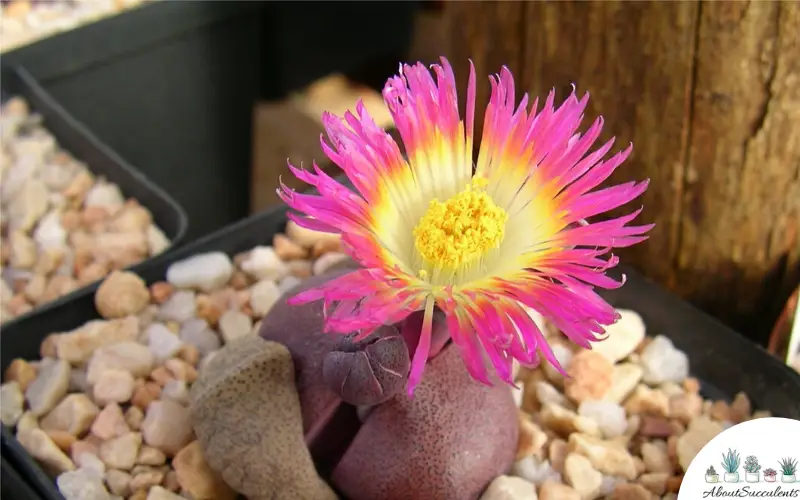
[2,456,42,500]
[3,203,800,499]
[1,1,263,242]
[0,66,187,325]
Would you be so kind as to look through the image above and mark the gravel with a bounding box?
[0,0,156,53]
[0,96,171,323]
[0,221,768,500]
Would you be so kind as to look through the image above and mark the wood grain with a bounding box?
[443,0,800,342]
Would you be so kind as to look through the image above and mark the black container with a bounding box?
[1,1,263,241]
[3,205,800,499]
[260,1,420,99]
[2,456,43,500]
[0,66,187,324]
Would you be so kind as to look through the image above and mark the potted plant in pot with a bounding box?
[765,468,778,483]
[189,56,654,500]
[722,449,741,483]
[780,457,798,483]
[706,465,720,483]
[744,455,761,483]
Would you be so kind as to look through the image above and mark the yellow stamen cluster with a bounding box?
[413,177,508,270]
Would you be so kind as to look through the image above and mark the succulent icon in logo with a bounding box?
[743,455,761,483]
[705,465,720,483]
[721,449,741,483]
[779,457,798,483]
[764,468,778,483]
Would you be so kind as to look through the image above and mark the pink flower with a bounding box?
[279,57,652,395]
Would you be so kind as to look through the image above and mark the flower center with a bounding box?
[413,177,508,270]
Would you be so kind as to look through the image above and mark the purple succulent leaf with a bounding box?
[321,325,410,406]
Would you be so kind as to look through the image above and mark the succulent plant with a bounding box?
[707,465,718,476]
[764,468,778,478]
[721,449,741,473]
[779,457,798,475]
[744,455,761,474]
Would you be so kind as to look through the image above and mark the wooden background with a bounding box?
[441,1,800,344]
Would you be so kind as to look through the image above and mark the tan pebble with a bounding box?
[541,403,601,438]
[273,233,307,260]
[564,453,602,499]
[638,415,675,438]
[675,417,724,471]
[23,274,47,303]
[130,489,148,500]
[567,433,638,480]
[195,295,222,326]
[287,259,313,278]
[149,282,174,304]
[659,382,684,397]
[46,429,76,452]
[17,428,75,474]
[312,251,349,275]
[7,294,32,316]
[641,441,672,474]
[70,440,99,463]
[669,419,686,435]
[163,470,180,492]
[665,475,683,493]
[82,206,111,226]
[77,262,110,286]
[634,456,647,475]
[610,483,656,500]
[131,382,161,410]
[730,392,751,423]
[61,211,82,230]
[604,363,644,404]
[548,438,569,474]
[638,472,669,495]
[129,468,165,493]
[670,392,702,424]
[516,412,548,460]
[109,200,153,232]
[93,369,135,406]
[40,334,60,358]
[149,366,174,386]
[539,480,581,500]
[40,393,100,436]
[229,271,250,290]
[144,486,183,499]
[624,384,670,417]
[94,271,150,319]
[564,351,613,403]
[311,237,341,258]
[667,436,679,463]
[125,406,145,431]
[141,400,193,456]
[137,445,167,466]
[106,469,132,496]
[99,432,142,470]
[626,415,641,437]
[709,400,732,422]
[56,316,139,364]
[25,358,71,417]
[285,221,340,249]
[750,410,772,420]
[91,403,130,440]
[682,377,700,394]
[173,440,237,499]
[177,345,200,367]
[165,321,180,333]
[164,359,198,383]
[4,359,38,392]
